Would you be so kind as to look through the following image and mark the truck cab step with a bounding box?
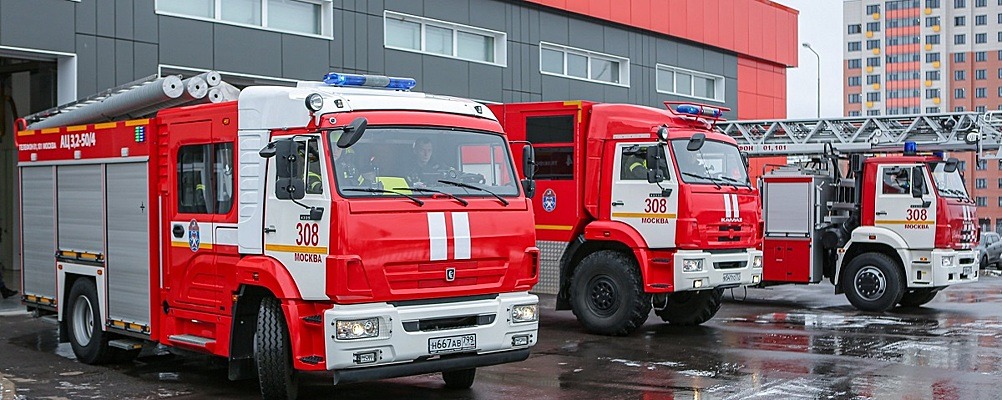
[168,334,215,347]
[109,338,145,350]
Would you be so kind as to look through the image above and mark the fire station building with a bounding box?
[0,0,797,275]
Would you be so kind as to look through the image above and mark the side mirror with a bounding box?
[741,152,750,168]
[521,179,536,198]
[646,145,667,183]
[945,157,959,173]
[911,166,925,198]
[337,117,368,148]
[259,142,277,158]
[522,144,536,179]
[276,178,305,200]
[274,139,298,180]
[687,133,706,151]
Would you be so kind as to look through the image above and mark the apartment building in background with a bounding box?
[844,0,1002,233]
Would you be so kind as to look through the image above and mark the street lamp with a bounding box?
[802,42,821,118]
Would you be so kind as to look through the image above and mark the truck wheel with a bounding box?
[898,289,938,307]
[67,278,114,364]
[255,297,298,400]
[842,253,904,312]
[569,251,651,336]
[981,255,988,270]
[655,288,724,326]
[442,368,476,389]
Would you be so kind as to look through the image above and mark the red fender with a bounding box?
[235,255,303,299]
[583,221,673,293]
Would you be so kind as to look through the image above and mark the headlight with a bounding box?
[942,256,954,267]
[305,93,324,112]
[511,304,538,323]
[682,259,704,272]
[752,255,763,269]
[336,318,379,340]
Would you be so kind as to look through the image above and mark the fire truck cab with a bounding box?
[489,101,763,336]
[15,73,540,399]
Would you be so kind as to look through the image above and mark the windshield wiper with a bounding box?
[394,187,469,206]
[714,175,744,190]
[681,172,722,189]
[438,180,509,206]
[342,188,424,206]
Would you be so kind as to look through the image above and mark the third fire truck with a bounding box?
[720,113,990,310]
[489,101,763,336]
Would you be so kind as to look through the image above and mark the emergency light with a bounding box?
[904,141,918,156]
[322,72,417,90]
[675,104,723,119]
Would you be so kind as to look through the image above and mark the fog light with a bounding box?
[305,93,324,112]
[683,259,704,272]
[353,350,379,364]
[942,256,954,267]
[512,304,538,323]
[512,335,530,346]
[752,256,763,269]
[752,275,761,284]
[693,280,704,288]
[336,318,379,340]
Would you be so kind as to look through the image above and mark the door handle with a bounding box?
[612,200,625,206]
[875,211,887,216]
[264,225,277,233]
[172,224,184,238]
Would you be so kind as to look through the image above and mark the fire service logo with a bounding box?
[188,219,201,252]
[445,267,457,282]
[542,189,557,212]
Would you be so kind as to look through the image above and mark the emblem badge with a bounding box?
[188,219,201,252]
[542,189,557,212]
[445,267,456,282]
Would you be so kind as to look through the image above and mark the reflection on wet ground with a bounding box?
[5,276,1002,399]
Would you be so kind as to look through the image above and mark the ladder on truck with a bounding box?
[22,71,236,130]
[718,112,1002,158]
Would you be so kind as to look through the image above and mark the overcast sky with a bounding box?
[772,0,844,119]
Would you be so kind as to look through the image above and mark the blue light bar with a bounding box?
[675,104,722,118]
[904,141,918,156]
[322,72,417,90]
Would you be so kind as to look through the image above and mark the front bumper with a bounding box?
[924,248,979,286]
[672,249,763,291]
[323,292,538,379]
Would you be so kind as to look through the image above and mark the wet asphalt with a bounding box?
[3,274,1002,399]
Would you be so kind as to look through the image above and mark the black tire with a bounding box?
[255,297,298,400]
[899,289,938,307]
[442,368,476,389]
[569,251,651,336]
[655,288,724,326]
[981,255,989,270]
[841,253,905,312]
[67,279,114,364]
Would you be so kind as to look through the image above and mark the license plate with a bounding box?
[428,334,476,354]
[723,273,741,283]
[964,266,973,276]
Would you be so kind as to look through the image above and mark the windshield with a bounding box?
[670,139,749,185]
[929,162,970,199]
[328,127,520,198]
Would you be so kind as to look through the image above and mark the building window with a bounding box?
[926,107,941,113]
[867,57,881,67]
[957,16,967,26]
[867,92,881,102]
[977,33,988,43]
[849,76,862,86]
[977,197,988,207]
[997,177,1002,187]
[977,69,988,79]
[977,0,987,5]
[956,0,966,7]
[656,65,724,101]
[956,88,966,98]
[926,34,941,44]
[998,31,1002,42]
[927,70,941,80]
[927,16,941,27]
[926,88,940,98]
[867,74,881,84]
[537,42,630,86]
[177,143,235,214]
[956,106,966,111]
[156,0,331,37]
[867,4,881,13]
[977,51,987,61]
[849,24,862,34]
[849,111,862,116]
[955,34,966,44]
[955,52,967,63]
[977,15,988,25]
[978,105,987,112]
[928,0,941,6]
[978,178,988,188]
[384,11,507,66]
[866,39,881,49]
[978,87,988,97]
[848,59,862,69]
[977,159,988,170]
[956,70,967,80]
[849,41,862,52]
[926,52,941,63]
[867,110,882,116]
[867,22,881,32]
[849,93,862,103]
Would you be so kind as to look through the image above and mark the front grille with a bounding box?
[402,314,496,332]
[714,261,747,270]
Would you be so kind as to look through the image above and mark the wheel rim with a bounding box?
[587,275,619,317]
[72,295,94,346]
[854,266,887,302]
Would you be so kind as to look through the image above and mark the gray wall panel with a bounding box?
[423,57,468,98]
[341,11,357,68]
[106,163,151,326]
[134,42,159,78]
[354,11,368,72]
[76,0,97,35]
[366,14,385,73]
[75,34,98,98]
[704,50,725,76]
[384,0,422,15]
[469,0,506,33]
[538,11,568,45]
[158,17,214,70]
[282,35,329,80]
[468,63,502,103]
[96,0,115,37]
[115,0,133,41]
[0,0,75,53]
[366,0,385,15]
[133,0,158,43]
[96,37,116,93]
[214,25,282,76]
[568,19,603,51]
[115,39,135,84]
[57,165,104,254]
[424,0,469,22]
[677,43,704,71]
[724,54,738,78]
[20,166,56,299]
[384,50,422,86]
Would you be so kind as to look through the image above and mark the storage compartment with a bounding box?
[763,238,812,283]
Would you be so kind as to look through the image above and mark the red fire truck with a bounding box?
[720,113,983,310]
[15,72,540,399]
[489,101,763,336]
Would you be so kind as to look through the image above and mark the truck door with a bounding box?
[610,142,678,248]
[873,164,936,249]
[164,121,236,312]
[262,135,331,300]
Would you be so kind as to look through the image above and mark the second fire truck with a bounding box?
[490,101,763,336]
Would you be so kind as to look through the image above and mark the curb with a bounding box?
[0,374,15,400]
